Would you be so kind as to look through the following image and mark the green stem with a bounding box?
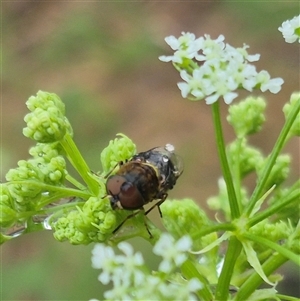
[276,294,300,301]
[65,174,88,190]
[41,200,85,214]
[215,236,242,300]
[60,133,100,195]
[36,189,90,209]
[24,218,45,234]
[191,223,236,241]
[245,98,300,216]
[13,189,87,220]
[248,188,300,227]
[232,138,243,211]
[212,102,240,219]
[243,233,299,265]
[7,181,91,203]
[234,252,288,301]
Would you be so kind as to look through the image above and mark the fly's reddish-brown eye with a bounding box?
[119,182,145,210]
[106,175,126,196]
[120,182,135,195]
[106,175,145,210]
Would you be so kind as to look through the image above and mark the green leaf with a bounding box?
[242,240,275,286]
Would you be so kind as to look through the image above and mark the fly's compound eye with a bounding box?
[106,175,145,210]
[106,175,126,196]
[119,182,145,210]
[120,182,135,197]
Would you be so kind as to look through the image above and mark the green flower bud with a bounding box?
[5,160,44,211]
[26,90,65,113]
[7,183,41,212]
[6,150,67,198]
[160,198,217,249]
[29,142,63,162]
[227,96,266,137]
[0,204,17,228]
[0,185,11,204]
[0,185,35,228]
[283,92,300,137]
[41,156,67,185]
[53,211,93,245]
[23,91,73,143]
[227,138,264,178]
[82,196,117,235]
[0,185,18,228]
[100,133,136,173]
[250,219,291,243]
[52,197,116,245]
[6,159,44,182]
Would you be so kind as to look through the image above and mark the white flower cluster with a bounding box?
[91,233,202,301]
[159,33,284,105]
[278,15,300,43]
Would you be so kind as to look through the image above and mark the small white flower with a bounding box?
[98,269,112,285]
[92,244,118,284]
[278,15,300,43]
[157,277,202,301]
[116,241,144,265]
[91,243,115,269]
[247,53,260,62]
[104,283,132,301]
[153,233,192,272]
[91,242,145,289]
[261,77,284,94]
[91,238,204,301]
[234,44,260,62]
[195,34,225,61]
[256,70,284,93]
[159,32,202,64]
[223,92,239,105]
[177,69,207,99]
[134,275,161,299]
[205,93,220,105]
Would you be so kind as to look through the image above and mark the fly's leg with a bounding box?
[144,194,168,217]
[112,209,153,238]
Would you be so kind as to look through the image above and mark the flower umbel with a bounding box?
[23,90,73,143]
[100,133,136,173]
[227,96,266,137]
[52,196,117,245]
[160,33,283,104]
[91,234,202,301]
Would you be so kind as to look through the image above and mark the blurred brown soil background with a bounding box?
[1,2,299,300]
